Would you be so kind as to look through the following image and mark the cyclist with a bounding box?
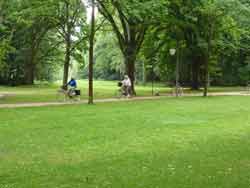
[67,78,77,97]
[122,75,132,97]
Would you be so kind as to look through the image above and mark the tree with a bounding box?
[88,0,95,104]
[96,0,166,94]
[94,32,124,80]
[196,0,241,96]
[54,0,87,87]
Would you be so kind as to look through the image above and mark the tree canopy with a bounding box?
[1,0,250,96]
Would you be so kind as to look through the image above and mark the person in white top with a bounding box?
[122,75,132,97]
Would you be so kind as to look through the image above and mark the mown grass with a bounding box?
[0,96,250,187]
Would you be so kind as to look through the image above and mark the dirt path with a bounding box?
[0,92,250,109]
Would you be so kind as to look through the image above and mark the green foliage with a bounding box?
[1,0,250,87]
[0,0,88,85]
[137,0,250,86]
[93,32,124,80]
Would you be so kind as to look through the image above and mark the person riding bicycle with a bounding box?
[122,75,132,97]
[67,78,77,97]
[117,81,126,97]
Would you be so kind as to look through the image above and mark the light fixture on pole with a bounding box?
[169,48,176,56]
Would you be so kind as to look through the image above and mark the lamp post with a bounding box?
[169,47,180,97]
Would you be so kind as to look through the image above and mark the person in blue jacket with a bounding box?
[67,78,77,97]
[67,78,77,88]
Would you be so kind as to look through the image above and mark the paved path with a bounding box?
[0,92,250,109]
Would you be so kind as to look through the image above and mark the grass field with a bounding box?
[0,80,246,104]
[1,96,250,187]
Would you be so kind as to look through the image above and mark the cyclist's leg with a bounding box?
[121,86,126,96]
[124,86,129,97]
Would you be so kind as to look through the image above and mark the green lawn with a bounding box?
[1,96,250,187]
[0,80,247,104]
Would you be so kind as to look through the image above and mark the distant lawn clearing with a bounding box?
[1,96,250,188]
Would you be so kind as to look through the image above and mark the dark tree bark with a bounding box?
[63,34,71,87]
[203,27,212,97]
[62,1,71,87]
[88,0,95,104]
[125,54,136,95]
[24,46,36,85]
[203,54,209,97]
[191,56,201,90]
[124,34,137,94]
[24,35,37,85]
[24,63,35,85]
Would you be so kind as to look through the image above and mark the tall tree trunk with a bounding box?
[204,30,212,97]
[63,35,71,87]
[62,2,71,88]
[203,55,209,97]
[24,43,36,85]
[24,63,35,85]
[88,0,95,104]
[124,39,137,95]
[125,52,136,95]
[203,45,211,97]
[191,56,200,90]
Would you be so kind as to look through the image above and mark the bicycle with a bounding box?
[56,86,81,102]
[114,81,127,99]
[172,84,183,97]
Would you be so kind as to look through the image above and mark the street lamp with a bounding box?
[169,48,180,97]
